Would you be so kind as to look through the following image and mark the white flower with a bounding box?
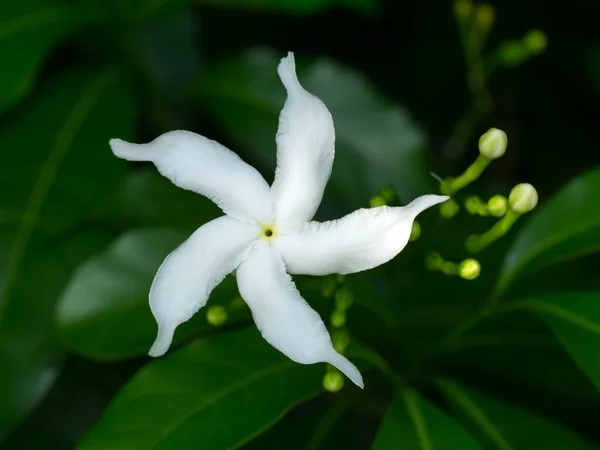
[110,52,448,388]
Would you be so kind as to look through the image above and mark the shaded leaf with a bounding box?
[495,169,600,297]
[372,388,483,450]
[192,48,431,208]
[0,67,135,438]
[0,0,87,113]
[438,379,599,449]
[194,0,377,15]
[56,228,246,360]
[78,327,323,450]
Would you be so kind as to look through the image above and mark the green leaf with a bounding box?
[56,228,246,360]
[192,48,430,207]
[0,0,87,113]
[499,292,600,394]
[495,169,600,297]
[372,388,483,450]
[77,327,323,450]
[0,67,135,438]
[193,0,377,15]
[107,169,221,231]
[438,379,599,449]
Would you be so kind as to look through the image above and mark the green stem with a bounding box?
[466,210,519,253]
[448,154,491,193]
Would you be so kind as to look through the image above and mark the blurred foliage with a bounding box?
[0,0,599,448]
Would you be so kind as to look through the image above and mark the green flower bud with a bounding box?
[334,287,354,310]
[370,195,386,208]
[440,199,460,218]
[498,41,527,67]
[453,0,472,20]
[323,371,344,393]
[426,252,442,270]
[465,196,483,215]
[478,128,507,159]
[509,183,538,214]
[321,278,337,299]
[459,259,481,280]
[487,195,508,217]
[476,4,495,29]
[332,329,350,353]
[380,185,396,203]
[409,221,421,241]
[524,29,547,55]
[331,310,347,328]
[206,305,228,326]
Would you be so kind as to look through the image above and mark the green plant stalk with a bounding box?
[448,155,491,193]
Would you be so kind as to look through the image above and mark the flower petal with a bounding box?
[276,194,449,276]
[110,130,273,223]
[236,240,363,388]
[148,216,257,357]
[272,52,335,226]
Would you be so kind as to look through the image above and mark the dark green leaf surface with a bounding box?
[194,0,377,15]
[0,67,134,438]
[438,379,599,449]
[495,169,600,297]
[503,293,600,393]
[193,48,431,207]
[56,228,245,360]
[0,0,87,113]
[78,328,323,450]
[372,388,483,450]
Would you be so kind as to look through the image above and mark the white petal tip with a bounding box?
[327,352,364,389]
[406,194,449,216]
[148,325,174,357]
[277,51,300,91]
[109,138,151,162]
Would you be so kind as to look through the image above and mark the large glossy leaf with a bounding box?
[438,379,599,449]
[372,388,483,450]
[0,0,88,113]
[56,228,245,360]
[494,169,600,298]
[192,48,431,208]
[498,293,600,394]
[0,67,134,438]
[77,327,324,450]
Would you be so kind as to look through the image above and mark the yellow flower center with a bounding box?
[260,224,278,240]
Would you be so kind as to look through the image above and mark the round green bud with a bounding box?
[321,278,337,299]
[459,259,481,280]
[465,196,483,215]
[440,199,460,218]
[453,0,472,20]
[332,329,350,353]
[441,261,457,275]
[476,4,495,29]
[524,29,547,55]
[498,41,527,67]
[331,310,347,328]
[509,183,538,214]
[380,186,396,203]
[409,221,421,241]
[323,371,344,393]
[370,196,386,208]
[426,252,442,270]
[206,305,228,326]
[487,195,508,217]
[334,287,354,310]
[478,128,507,159]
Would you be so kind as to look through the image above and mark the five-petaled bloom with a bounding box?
[110,52,448,388]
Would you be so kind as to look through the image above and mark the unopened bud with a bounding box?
[459,259,481,280]
[410,221,421,241]
[332,329,350,353]
[509,183,538,214]
[487,195,508,217]
[478,128,507,159]
[331,310,347,328]
[524,29,547,55]
[323,371,344,392]
[453,0,472,20]
[206,305,228,326]
[476,4,495,29]
[334,287,354,310]
[440,199,460,218]
[370,195,386,208]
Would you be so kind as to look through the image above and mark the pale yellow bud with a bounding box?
[459,259,481,280]
[509,183,538,214]
[206,305,228,326]
[487,195,508,217]
[478,128,507,159]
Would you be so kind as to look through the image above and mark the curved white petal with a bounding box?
[236,240,363,388]
[148,216,258,357]
[276,194,449,276]
[272,52,335,226]
[110,130,273,223]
